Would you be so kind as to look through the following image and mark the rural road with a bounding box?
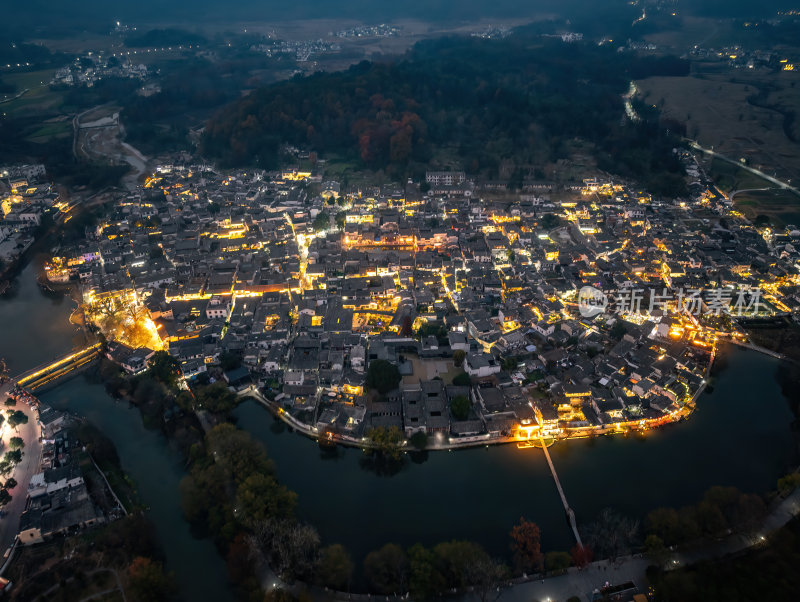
[688,140,800,197]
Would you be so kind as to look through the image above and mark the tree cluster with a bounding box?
[648,513,800,602]
[365,425,405,460]
[365,540,507,600]
[365,359,401,394]
[203,34,689,189]
[645,486,767,547]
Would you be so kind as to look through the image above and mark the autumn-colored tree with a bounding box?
[570,544,593,569]
[400,315,413,337]
[226,533,254,585]
[127,557,175,602]
[509,517,543,574]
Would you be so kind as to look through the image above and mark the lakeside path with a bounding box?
[496,486,800,602]
[0,381,42,556]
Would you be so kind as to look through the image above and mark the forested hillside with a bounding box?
[202,32,690,192]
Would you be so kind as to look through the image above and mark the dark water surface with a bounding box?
[3,265,797,597]
[234,348,796,561]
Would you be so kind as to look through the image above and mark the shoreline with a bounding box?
[245,355,713,455]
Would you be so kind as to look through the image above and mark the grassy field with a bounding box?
[707,157,772,193]
[25,120,72,142]
[2,68,57,90]
[733,189,800,227]
[706,157,800,226]
[1,69,63,117]
[637,70,800,183]
[642,16,742,50]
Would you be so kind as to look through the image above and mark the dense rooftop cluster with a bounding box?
[0,164,60,265]
[47,153,800,448]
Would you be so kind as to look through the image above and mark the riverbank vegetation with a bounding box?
[92,346,800,600]
[647,516,800,601]
[642,476,800,589]
[96,350,540,598]
[93,354,207,458]
[645,486,768,551]
[6,514,176,602]
[70,421,138,513]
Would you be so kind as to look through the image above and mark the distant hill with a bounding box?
[202,32,690,194]
[3,0,789,37]
[124,29,207,49]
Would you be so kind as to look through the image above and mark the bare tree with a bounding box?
[251,518,320,582]
[586,508,639,563]
[466,555,507,602]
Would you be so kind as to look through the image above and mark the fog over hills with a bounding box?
[5,0,795,36]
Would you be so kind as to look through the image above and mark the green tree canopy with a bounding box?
[409,431,428,450]
[206,423,274,485]
[610,321,628,340]
[408,544,446,600]
[219,350,242,371]
[147,350,182,388]
[451,395,471,421]
[544,550,572,572]
[7,410,28,430]
[195,381,239,414]
[3,450,22,465]
[235,472,297,526]
[452,372,471,387]
[540,213,560,229]
[433,540,495,589]
[313,211,330,232]
[366,359,401,394]
[644,534,669,568]
[366,426,405,459]
[364,543,408,595]
[317,544,354,591]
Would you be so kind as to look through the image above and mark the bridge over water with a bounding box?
[540,441,584,548]
[14,343,101,392]
[521,439,584,549]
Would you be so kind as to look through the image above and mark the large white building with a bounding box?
[425,171,466,187]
